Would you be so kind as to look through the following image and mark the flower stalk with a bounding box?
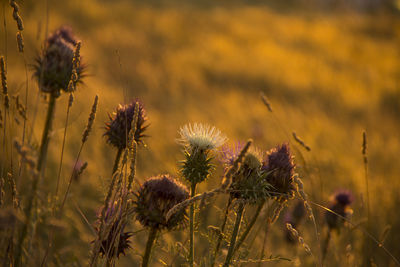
[223,202,245,267]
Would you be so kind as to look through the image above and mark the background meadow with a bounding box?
[1,0,400,266]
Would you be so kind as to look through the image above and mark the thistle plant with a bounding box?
[104,99,148,174]
[96,200,133,261]
[177,123,226,267]
[218,143,272,266]
[132,174,189,267]
[14,27,85,267]
[323,190,354,262]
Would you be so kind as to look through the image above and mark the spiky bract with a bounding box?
[228,147,271,203]
[33,26,85,96]
[104,100,148,149]
[133,174,189,230]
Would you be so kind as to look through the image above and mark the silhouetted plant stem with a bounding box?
[210,197,232,267]
[55,93,73,196]
[142,227,158,267]
[112,148,123,175]
[37,93,57,172]
[322,229,331,263]
[258,218,271,267]
[189,183,196,267]
[223,202,245,267]
[14,93,57,267]
[234,200,265,254]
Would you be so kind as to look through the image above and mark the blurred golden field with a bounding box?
[1,0,400,266]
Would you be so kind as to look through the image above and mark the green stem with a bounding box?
[210,197,232,267]
[14,93,57,267]
[234,200,265,254]
[112,148,123,175]
[189,183,196,267]
[142,228,158,267]
[223,202,245,267]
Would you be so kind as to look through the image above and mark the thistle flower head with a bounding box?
[262,143,296,199]
[104,99,148,149]
[177,123,227,152]
[95,201,132,259]
[221,142,263,168]
[33,26,85,96]
[223,142,270,203]
[325,190,354,230]
[133,174,189,230]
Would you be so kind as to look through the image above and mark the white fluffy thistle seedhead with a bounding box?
[177,123,227,152]
[177,123,227,185]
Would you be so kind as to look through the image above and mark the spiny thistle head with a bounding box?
[325,190,354,230]
[133,174,189,230]
[95,201,132,259]
[104,100,148,149]
[177,123,227,153]
[262,143,296,200]
[178,123,226,185]
[33,26,85,96]
[222,142,270,203]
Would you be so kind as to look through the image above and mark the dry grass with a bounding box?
[1,0,400,266]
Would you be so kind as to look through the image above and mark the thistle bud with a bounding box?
[262,143,296,200]
[133,175,189,230]
[222,143,270,203]
[177,123,226,185]
[104,99,148,149]
[325,190,354,230]
[33,26,85,96]
[95,201,132,259]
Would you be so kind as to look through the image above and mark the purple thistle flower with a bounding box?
[133,174,189,230]
[262,143,296,199]
[325,190,354,230]
[104,99,148,149]
[95,201,132,259]
[33,26,85,96]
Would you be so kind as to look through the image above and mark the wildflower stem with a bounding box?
[15,93,57,266]
[142,227,158,267]
[322,229,331,263]
[112,148,123,175]
[55,93,73,196]
[234,200,265,254]
[223,202,245,267]
[37,93,57,172]
[189,183,196,267]
[210,197,232,267]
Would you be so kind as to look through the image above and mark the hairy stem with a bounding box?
[234,200,265,254]
[210,197,232,267]
[189,183,196,267]
[223,202,245,267]
[37,94,57,172]
[142,228,158,267]
[15,93,57,267]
